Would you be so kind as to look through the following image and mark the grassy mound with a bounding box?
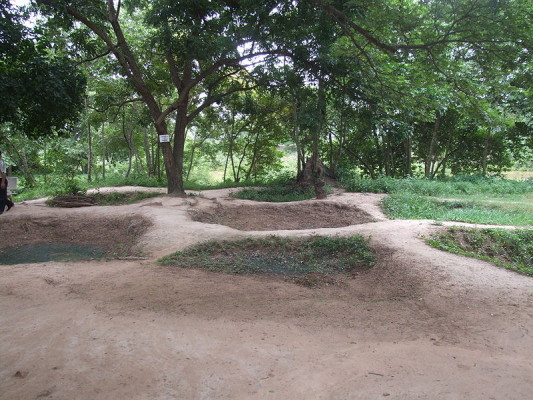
[159,235,375,287]
[427,227,533,276]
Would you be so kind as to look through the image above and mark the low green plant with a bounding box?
[427,227,533,276]
[56,177,87,196]
[159,235,375,286]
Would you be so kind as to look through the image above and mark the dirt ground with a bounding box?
[1,187,532,400]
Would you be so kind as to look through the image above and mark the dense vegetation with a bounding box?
[0,0,530,196]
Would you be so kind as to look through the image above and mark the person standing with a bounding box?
[0,150,14,214]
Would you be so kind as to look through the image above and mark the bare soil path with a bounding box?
[1,188,532,400]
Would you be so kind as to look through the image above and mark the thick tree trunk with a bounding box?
[165,105,187,196]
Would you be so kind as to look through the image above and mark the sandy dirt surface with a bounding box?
[1,187,532,400]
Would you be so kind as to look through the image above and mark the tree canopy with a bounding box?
[2,0,530,191]
[0,0,86,137]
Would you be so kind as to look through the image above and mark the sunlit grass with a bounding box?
[382,194,532,226]
[427,227,533,276]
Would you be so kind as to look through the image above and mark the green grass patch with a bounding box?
[159,235,375,286]
[383,195,533,226]
[382,194,533,226]
[427,227,533,276]
[342,175,533,197]
[341,175,532,226]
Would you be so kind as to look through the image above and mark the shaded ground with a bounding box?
[1,188,532,400]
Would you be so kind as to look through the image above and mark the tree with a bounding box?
[0,0,86,137]
[35,0,294,195]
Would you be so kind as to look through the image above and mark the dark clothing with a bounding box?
[0,178,14,214]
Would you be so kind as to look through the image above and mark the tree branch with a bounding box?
[75,49,111,66]
[187,84,260,124]
[88,97,144,113]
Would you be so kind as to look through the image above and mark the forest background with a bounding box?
[0,0,531,200]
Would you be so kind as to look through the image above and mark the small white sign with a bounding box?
[159,134,170,143]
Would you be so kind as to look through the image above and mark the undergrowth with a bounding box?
[427,227,533,276]
[341,175,532,226]
[341,175,532,196]
[232,182,318,202]
[382,195,533,226]
[159,235,375,287]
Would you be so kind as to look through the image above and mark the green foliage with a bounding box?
[427,227,533,276]
[89,174,166,189]
[382,194,533,226]
[0,1,86,136]
[159,235,375,284]
[55,176,86,196]
[232,181,317,202]
[15,0,532,193]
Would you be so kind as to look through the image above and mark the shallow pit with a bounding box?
[0,243,106,264]
[189,201,375,231]
[0,215,150,264]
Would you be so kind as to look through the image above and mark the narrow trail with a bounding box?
[1,187,532,400]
